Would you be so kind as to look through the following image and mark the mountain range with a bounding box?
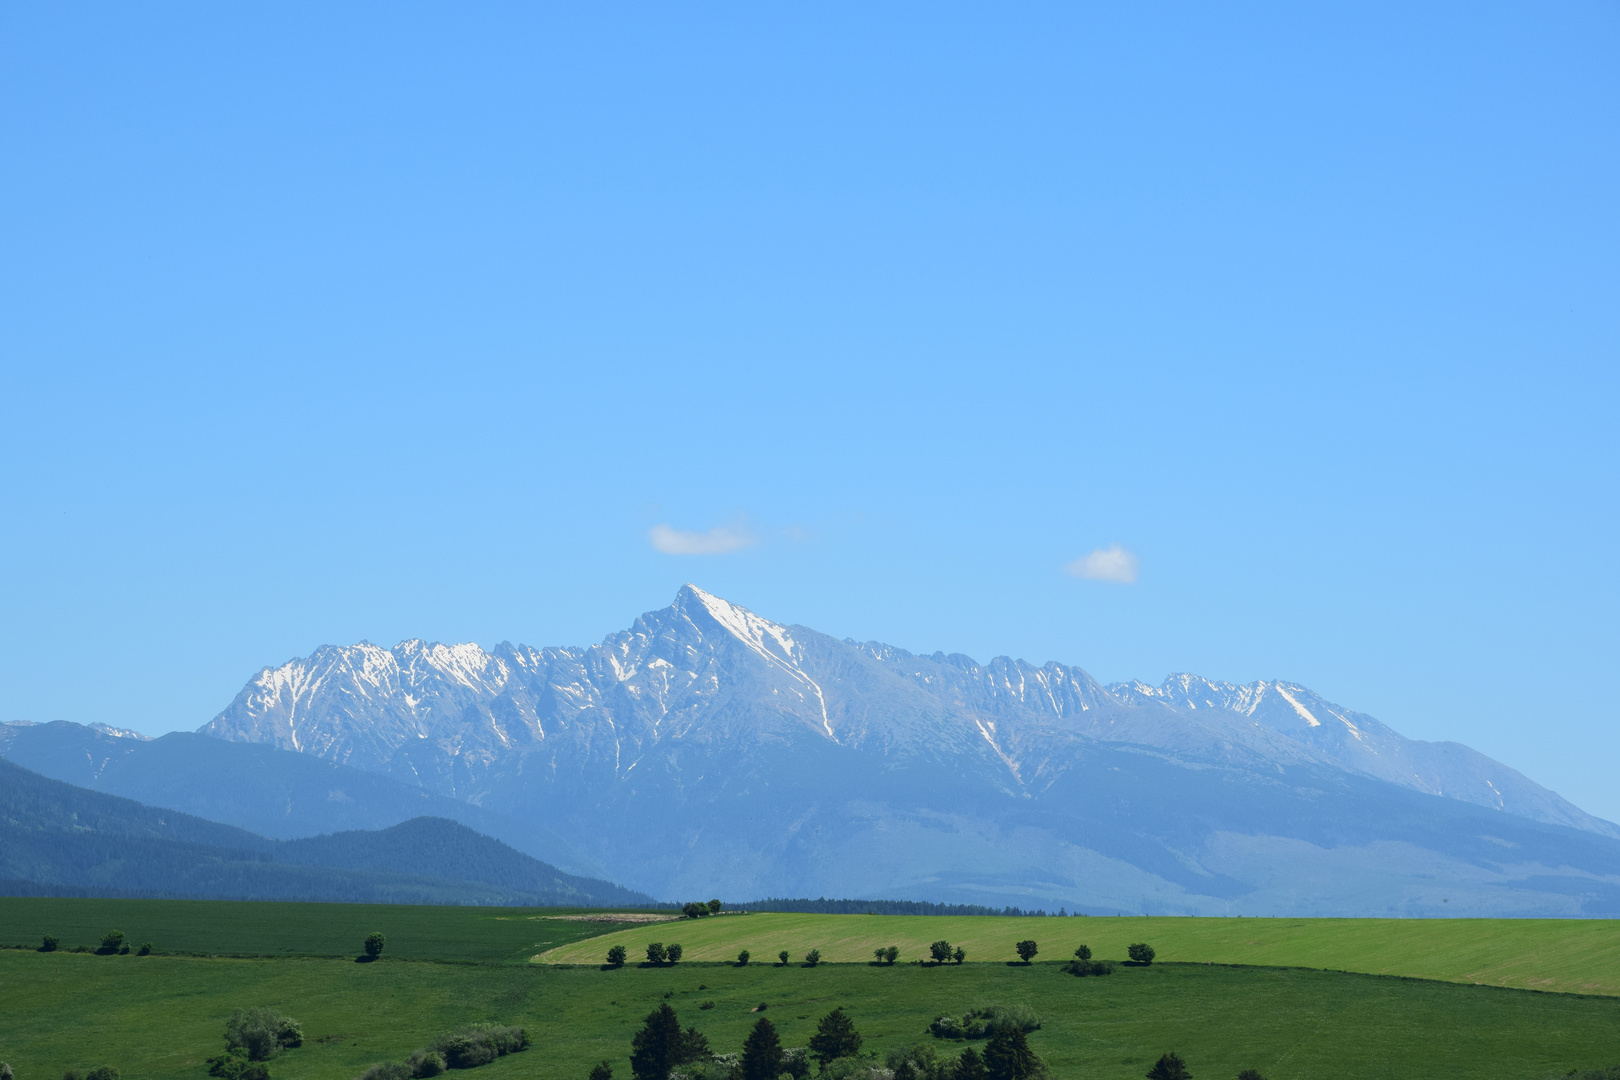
[5,585,1618,915]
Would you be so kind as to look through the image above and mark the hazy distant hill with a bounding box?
[182,585,1620,915]
[0,759,653,906]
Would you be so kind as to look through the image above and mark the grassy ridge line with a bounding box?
[535,913,1620,996]
[0,897,635,963]
[4,950,1620,1080]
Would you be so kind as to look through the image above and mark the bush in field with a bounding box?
[780,1047,810,1080]
[1,1062,12,1080]
[1127,943,1155,966]
[804,949,821,967]
[590,1063,613,1080]
[646,943,668,965]
[667,944,683,965]
[682,903,707,919]
[69,1068,119,1080]
[98,931,125,955]
[929,1006,1040,1042]
[433,1024,528,1070]
[40,935,58,952]
[225,1007,303,1061]
[953,947,966,965]
[1144,1052,1190,1080]
[1073,946,1091,962]
[137,943,152,956]
[929,941,953,965]
[1236,1071,1265,1080]
[736,949,750,967]
[359,1063,413,1080]
[1014,941,1037,964]
[364,933,386,960]
[884,946,899,965]
[808,1008,862,1067]
[1064,958,1114,977]
[607,944,628,967]
[778,950,790,966]
[206,1049,268,1080]
[407,1049,445,1078]
[708,899,722,915]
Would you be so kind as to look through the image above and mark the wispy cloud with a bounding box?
[1065,545,1139,584]
[649,523,757,556]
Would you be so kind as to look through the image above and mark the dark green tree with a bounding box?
[364,932,386,959]
[40,934,59,952]
[682,902,706,919]
[207,1048,269,1080]
[1145,1052,1190,1080]
[1015,940,1038,963]
[667,944,684,965]
[589,1063,613,1080]
[808,1007,863,1067]
[884,946,899,965]
[708,899,722,915]
[629,1004,682,1080]
[804,949,821,967]
[1127,943,1155,965]
[607,945,628,967]
[1236,1071,1265,1080]
[737,949,751,966]
[953,946,966,964]
[740,1017,783,1080]
[777,950,790,965]
[1073,945,1091,961]
[929,940,953,965]
[874,947,887,964]
[983,1028,1040,1080]
[646,942,668,965]
[957,1047,988,1080]
[99,930,125,954]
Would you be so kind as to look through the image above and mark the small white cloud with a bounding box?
[1065,544,1139,584]
[649,523,757,556]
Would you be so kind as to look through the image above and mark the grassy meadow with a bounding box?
[538,912,1620,996]
[2,898,1618,1080]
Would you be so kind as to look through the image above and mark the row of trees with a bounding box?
[36,932,151,956]
[681,900,724,919]
[606,940,1154,969]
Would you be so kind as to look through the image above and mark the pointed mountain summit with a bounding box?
[198,587,1620,914]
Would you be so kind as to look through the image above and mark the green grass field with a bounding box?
[3,899,1619,1080]
[0,897,634,964]
[537,912,1620,996]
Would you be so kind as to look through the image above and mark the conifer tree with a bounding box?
[740,1018,783,1080]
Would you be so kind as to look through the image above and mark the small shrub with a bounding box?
[804,949,821,967]
[607,944,628,967]
[953,947,966,965]
[137,943,152,956]
[408,1049,444,1078]
[1063,959,1113,977]
[737,949,750,966]
[1236,1071,1266,1080]
[1145,1052,1189,1079]
[225,1007,303,1061]
[929,1006,1040,1041]
[98,931,125,955]
[589,1063,613,1080]
[1072,945,1091,962]
[40,935,58,952]
[884,946,899,965]
[1,1061,12,1080]
[118,944,130,955]
[207,1049,268,1080]
[364,933,386,959]
[700,1001,715,1010]
[778,950,789,966]
[71,945,87,953]
[1127,943,1155,965]
[359,1063,412,1080]
[432,1024,529,1070]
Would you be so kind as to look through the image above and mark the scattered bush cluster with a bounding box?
[206,1007,303,1080]
[61,1068,119,1080]
[928,941,966,965]
[872,1030,1044,1080]
[355,1024,528,1080]
[872,946,900,965]
[928,1006,1041,1042]
[97,931,127,955]
[681,900,723,919]
[1064,946,1113,977]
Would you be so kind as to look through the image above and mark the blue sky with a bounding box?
[2,3,1617,820]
